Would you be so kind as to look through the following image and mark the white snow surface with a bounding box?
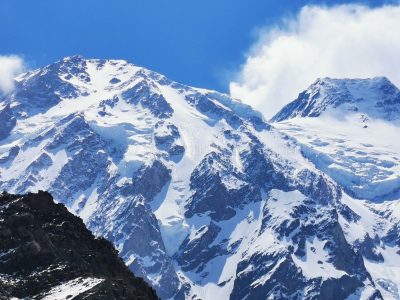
[39,277,104,300]
[274,115,400,200]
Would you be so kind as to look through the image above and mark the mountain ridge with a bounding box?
[271,76,400,123]
[1,56,399,299]
[0,190,158,300]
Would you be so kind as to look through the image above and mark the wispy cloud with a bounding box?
[230,5,400,119]
[0,55,25,94]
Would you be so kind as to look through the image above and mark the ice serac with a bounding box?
[272,77,400,201]
[0,57,397,299]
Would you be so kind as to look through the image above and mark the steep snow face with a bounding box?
[272,77,400,201]
[0,57,393,299]
[274,116,400,200]
[272,77,400,123]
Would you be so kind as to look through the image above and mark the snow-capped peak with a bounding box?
[1,57,399,299]
[271,76,400,123]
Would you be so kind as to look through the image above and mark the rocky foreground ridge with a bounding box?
[0,191,158,300]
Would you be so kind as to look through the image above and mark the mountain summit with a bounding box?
[272,77,400,201]
[272,77,400,122]
[1,57,399,299]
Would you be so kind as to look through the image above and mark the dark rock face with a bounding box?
[0,191,158,300]
[154,121,185,159]
[383,223,400,247]
[99,95,120,116]
[230,250,306,300]
[0,104,16,141]
[185,151,261,221]
[292,169,342,205]
[12,56,89,116]
[0,145,19,165]
[132,161,172,200]
[357,235,384,263]
[49,114,110,204]
[122,80,173,118]
[175,222,225,273]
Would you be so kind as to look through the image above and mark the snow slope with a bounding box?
[274,115,400,200]
[0,58,397,299]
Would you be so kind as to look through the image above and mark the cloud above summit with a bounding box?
[0,55,25,94]
[230,5,400,119]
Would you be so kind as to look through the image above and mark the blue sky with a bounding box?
[0,0,391,92]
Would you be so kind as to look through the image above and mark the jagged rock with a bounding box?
[122,80,173,118]
[0,104,16,140]
[0,191,158,300]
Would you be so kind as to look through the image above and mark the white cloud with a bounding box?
[230,5,400,119]
[0,55,25,94]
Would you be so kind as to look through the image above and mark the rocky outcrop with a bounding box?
[0,104,16,140]
[0,191,158,300]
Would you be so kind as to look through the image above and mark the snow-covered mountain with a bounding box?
[272,77,400,299]
[0,56,398,299]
